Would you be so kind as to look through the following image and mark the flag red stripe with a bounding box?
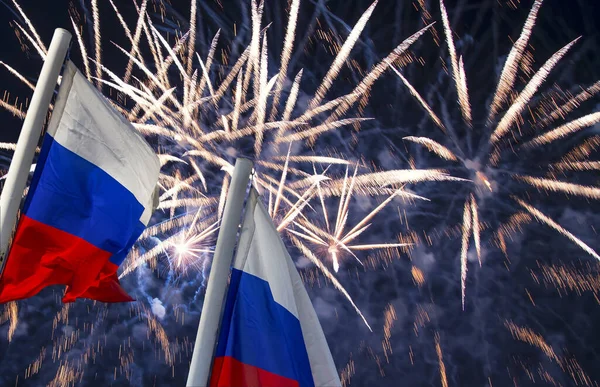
[210,356,299,387]
[0,215,132,303]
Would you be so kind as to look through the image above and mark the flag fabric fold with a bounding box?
[0,60,160,304]
[210,188,341,387]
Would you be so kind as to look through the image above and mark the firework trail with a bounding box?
[434,332,448,387]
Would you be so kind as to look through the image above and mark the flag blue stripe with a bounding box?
[23,132,53,215]
[215,268,315,387]
[24,134,145,258]
[109,220,145,266]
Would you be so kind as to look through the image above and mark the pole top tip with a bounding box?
[54,28,72,39]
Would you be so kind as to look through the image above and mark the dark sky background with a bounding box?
[1,0,600,386]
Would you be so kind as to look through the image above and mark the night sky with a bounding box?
[1,0,600,386]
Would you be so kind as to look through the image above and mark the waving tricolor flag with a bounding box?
[188,183,341,387]
[211,188,341,387]
[0,60,160,303]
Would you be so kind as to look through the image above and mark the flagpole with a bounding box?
[0,29,72,268]
[186,157,253,387]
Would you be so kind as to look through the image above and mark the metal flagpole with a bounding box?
[186,157,254,387]
[0,28,72,270]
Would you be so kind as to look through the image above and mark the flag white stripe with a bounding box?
[47,61,159,208]
[233,189,299,318]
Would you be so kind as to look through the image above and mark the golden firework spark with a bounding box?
[435,332,449,387]
[0,301,18,342]
[505,320,593,385]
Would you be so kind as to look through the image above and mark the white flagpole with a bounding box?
[186,157,254,387]
[0,29,72,269]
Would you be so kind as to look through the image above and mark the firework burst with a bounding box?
[397,0,600,309]
[1,0,599,385]
[0,0,451,309]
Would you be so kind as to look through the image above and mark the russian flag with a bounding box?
[210,189,341,387]
[0,61,160,304]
